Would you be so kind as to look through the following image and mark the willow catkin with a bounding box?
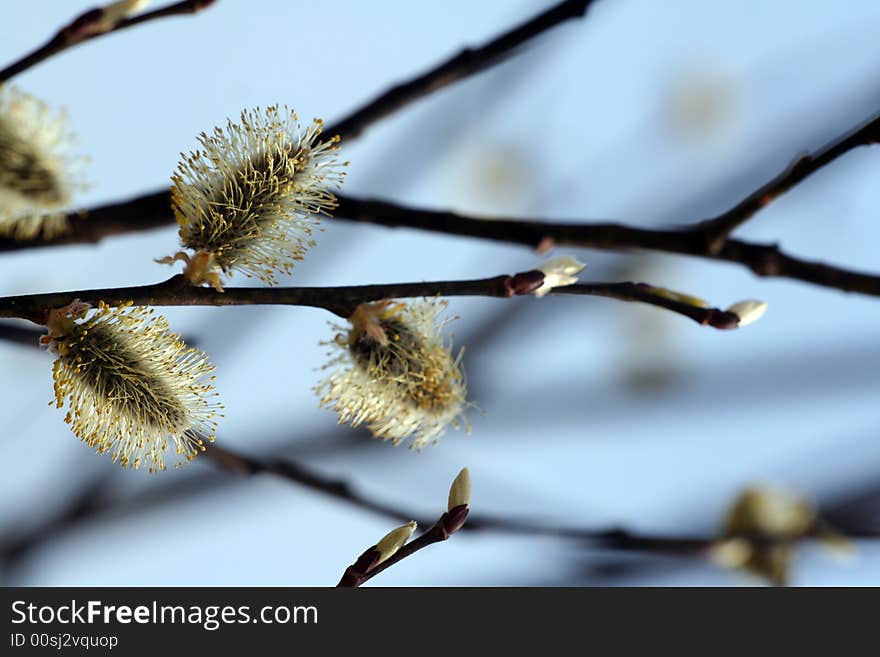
[317,300,469,450]
[158,105,347,290]
[45,301,222,472]
[0,86,83,239]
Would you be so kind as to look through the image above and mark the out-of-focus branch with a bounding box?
[202,446,880,588]
[0,323,44,347]
[0,271,743,330]
[203,446,880,550]
[323,0,598,142]
[3,439,877,584]
[204,444,416,525]
[0,472,111,569]
[0,0,216,83]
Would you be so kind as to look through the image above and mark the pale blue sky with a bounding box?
[1,0,879,586]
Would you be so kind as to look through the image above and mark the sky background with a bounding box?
[1,0,879,586]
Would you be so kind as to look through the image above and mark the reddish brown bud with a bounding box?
[63,8,108,40]
[507,270,545,296]
[704,309,741,330]
[443,505,470,535]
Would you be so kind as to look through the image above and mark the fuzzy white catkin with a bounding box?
[317,300,469,449]
[47,301,223,472]
[0,86,83,239]
[160,105,347,290]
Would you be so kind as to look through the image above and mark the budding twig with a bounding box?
[691,110,880,254]
[329,196,880,297]
[336,511,469,587]
[337,468,471,587]
[0,0,216,83]
[0,272,744,330]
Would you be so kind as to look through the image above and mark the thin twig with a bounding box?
[0,272,741,329]
[337,508,469,587]
[0,323,44,347]
[204,444,416,525]
[692,111,880,253]
[323,0,598,142]
[0,0,216,83]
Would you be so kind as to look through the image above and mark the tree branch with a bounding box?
[0,190,172,253]
[337,508,469,587]
[331,196,880,296]
[0,0,216,83]
[692,111,880,253]
[204,444,416,525]
[0,323,45,347]
[3,437,876,584]
[323,0,598,142]
[0,272,742,330]
[4,187,879,297]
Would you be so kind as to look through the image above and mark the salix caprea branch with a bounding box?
[0,269,754,330]
[0,440,870,586]
[0,0,216,83]
[337,468,471,587]
[5,188,880,296]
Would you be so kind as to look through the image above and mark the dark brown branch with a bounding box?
[204,444,416,525]
[0,0,874,296]
[693,111,880,253]
[0,0,594,241]
[0,190,172,253]
[561,283,740,328]
[331,196,880,296]
[337,507,469,587]
[0,272,741,330]
[323,0,598,142]
[3,436,876,583]
[0,2,875,300]
[4,188,879,297]
[0,322,44,347]
[0,0,216,83]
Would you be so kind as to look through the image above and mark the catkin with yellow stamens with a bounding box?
[158,105,347,290]
[45,301,222,472]
[316,299,469,450]
[718,486,816,586]
[0,86,83,239]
